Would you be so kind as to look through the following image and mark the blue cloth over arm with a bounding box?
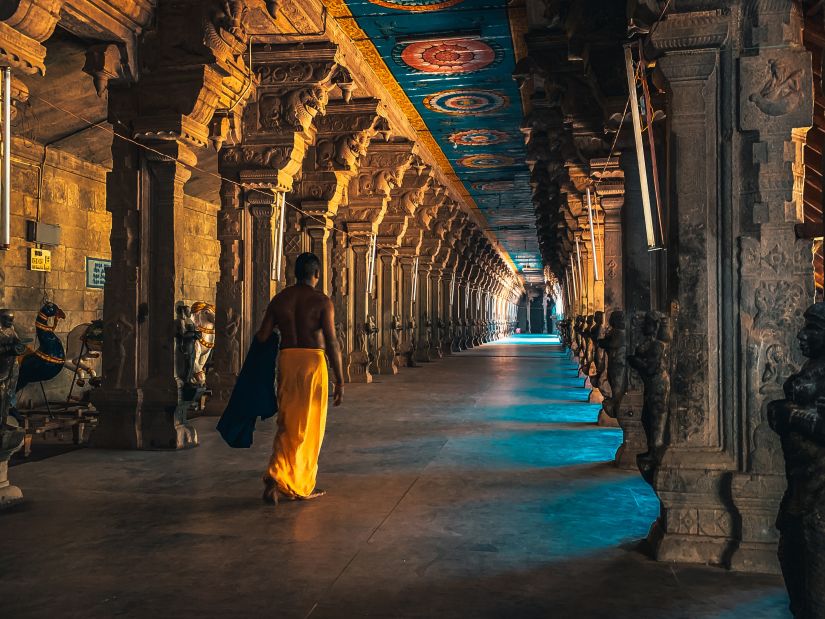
[216,332,280,448]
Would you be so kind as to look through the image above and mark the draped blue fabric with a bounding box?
[216,332,280,448]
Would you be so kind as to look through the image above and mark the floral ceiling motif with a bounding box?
[395,38,502,74]
[367,0,466,11]
[338,0,539,274]
[449,129,512,147]
[423,89,509,115]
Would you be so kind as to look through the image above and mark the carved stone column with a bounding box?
[0,0,63,76]
[645,12,738,564]
[344,140,416,377]
[92,138,200,450]
[592,158,625,314]
[294,99,386,294]
[346,227,374,384]
[729,1,815,574]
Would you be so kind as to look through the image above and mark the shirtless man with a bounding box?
[258,252,344,503]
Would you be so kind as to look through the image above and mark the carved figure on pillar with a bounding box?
[628,311,672,483]
[768,303,825,618]
[0,309,26,509]
[598,311,627,420]
[406,316,418,368]
[175,302,198,386]
[589,311,608,389]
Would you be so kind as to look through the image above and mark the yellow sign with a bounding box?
[29,248,51,272]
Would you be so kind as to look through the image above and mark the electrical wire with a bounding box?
[28,93,515,281]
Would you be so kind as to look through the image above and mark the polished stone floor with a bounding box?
[1,335,790,618]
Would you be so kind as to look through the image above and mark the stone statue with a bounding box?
[583,314,596,376]
[0,310,30,509]
[366,315,379,372]
[190,302,216,387]
[407,316,418,367]
[391,314,402,355]
[589,311,608,389]
[175,302,198,385]
[768,302,825,618]
[627,311,672,483]
[64,320,104,391]
[0,311,28,427]
[598,311,627,420]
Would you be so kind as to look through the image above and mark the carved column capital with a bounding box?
[0,0,63,74]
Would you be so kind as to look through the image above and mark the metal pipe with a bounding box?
[1,67,10,250]
[411,256,419,302]
[624,45,657,250]
[586,188,600,281]
[273,192,286,283]
[575,236,584,298]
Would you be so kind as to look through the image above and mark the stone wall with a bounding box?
[179,193,220,306]
[1,137,219,406]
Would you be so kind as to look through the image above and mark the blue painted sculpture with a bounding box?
[15,302,67,397]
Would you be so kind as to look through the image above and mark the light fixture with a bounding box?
[624,45,658,251]
[586,187,600,281]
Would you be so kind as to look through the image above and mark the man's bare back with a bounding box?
[256,281,345,406]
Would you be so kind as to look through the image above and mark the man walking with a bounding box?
[254,252,344,503]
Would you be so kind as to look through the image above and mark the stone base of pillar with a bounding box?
[203,371,236,416]
[347,352,373,384]
[728,473,784,574]
[379,348,399,375]
[91,388,199,450]
[0,427,25,510]
[596,410,619,427]
[415,345,431,363]
[615,393,646,470]
[649,467,734,566]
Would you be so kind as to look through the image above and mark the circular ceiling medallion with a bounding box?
[471,180,515,191]
[458,154,516,169]
[449,129,512,147]
[367,0,465,10]
[396,38,501,74]
[424,89,509,115]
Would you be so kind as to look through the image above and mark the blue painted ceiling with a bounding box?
[342,0,541,275]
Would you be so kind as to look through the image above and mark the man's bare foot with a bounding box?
[299,488,326,501]
[262,476,279,505]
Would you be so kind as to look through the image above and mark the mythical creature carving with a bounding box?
[316,129,374,171]
[598,311,627,420]
[64,320,104,392]
[749,59,803,117]
[768,302,825,618]
[628,311,672,483]
[190,302,216,387]
[258,85,329,132]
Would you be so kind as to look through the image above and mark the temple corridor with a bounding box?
[2,336,787,618]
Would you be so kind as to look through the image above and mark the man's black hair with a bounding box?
[295,252,321,281]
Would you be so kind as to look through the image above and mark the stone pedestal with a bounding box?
[0,427,24,509]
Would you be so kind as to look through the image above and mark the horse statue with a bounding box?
[190,302,216,387]
[15,302,67,402]
[64,319,104,392]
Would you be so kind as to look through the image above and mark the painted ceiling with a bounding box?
[334,0,541,277]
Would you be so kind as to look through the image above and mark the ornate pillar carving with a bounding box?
[0,0,63,75]
[210,42,350,410]
[92,2,257,449]
[294,98,386,294]
[338,139,416,381]
[730,0,815,574]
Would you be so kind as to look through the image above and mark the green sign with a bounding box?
[86,257,111,289]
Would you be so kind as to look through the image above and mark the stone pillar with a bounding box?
[592,158,626,314]
[294,99,386,295]
[728,1,814,573]
[346,227,374,383]
[376,250,399,374]
[92,138,200,450]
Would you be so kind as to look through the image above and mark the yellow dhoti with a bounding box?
[266,348,329,498]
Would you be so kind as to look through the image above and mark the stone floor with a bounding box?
[1,335,790,618]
